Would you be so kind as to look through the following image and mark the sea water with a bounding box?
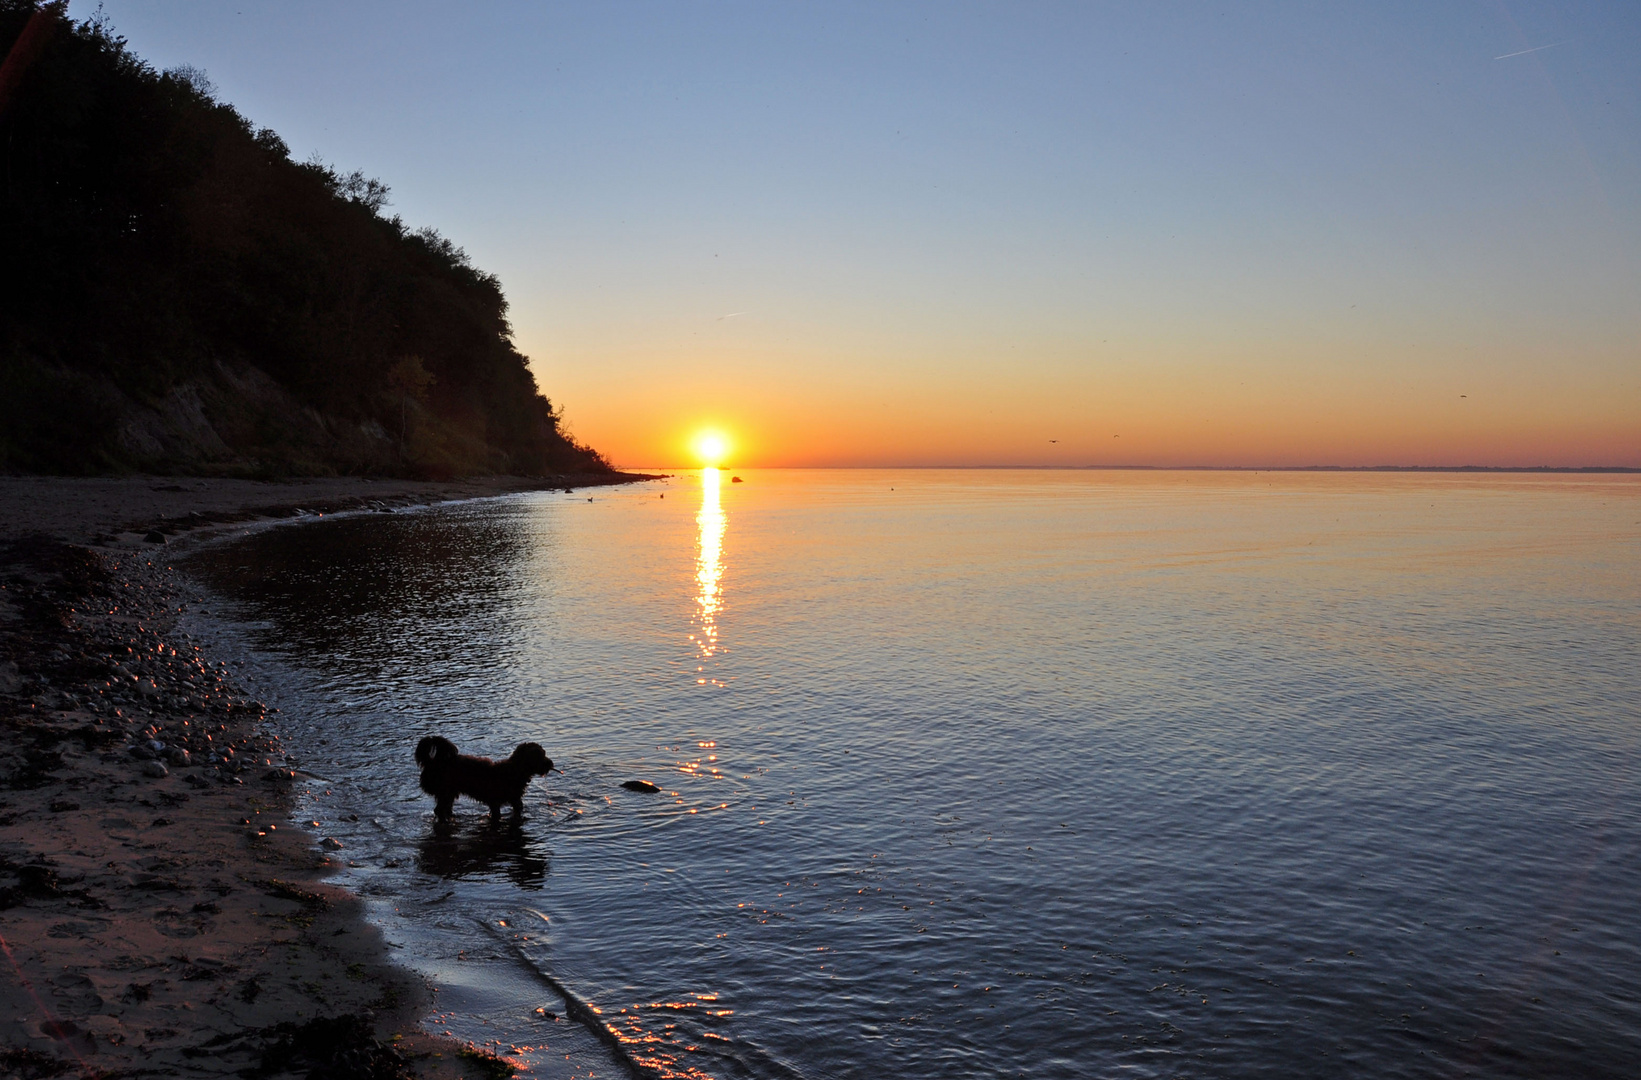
[188,469,1641,1079]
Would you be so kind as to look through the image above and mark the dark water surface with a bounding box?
[187,469,1641,1079]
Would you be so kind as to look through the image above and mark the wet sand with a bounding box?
[0,473,653,1079]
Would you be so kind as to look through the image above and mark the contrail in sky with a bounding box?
[717,312,747,320]
[1494,42,1567,60]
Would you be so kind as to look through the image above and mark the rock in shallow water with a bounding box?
[621,780,661,793]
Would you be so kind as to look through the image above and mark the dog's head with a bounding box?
[511,742,553,776]
[415,735,458,768]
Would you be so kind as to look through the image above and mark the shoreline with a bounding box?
[0,471,661,549]
[0,473,657,1079]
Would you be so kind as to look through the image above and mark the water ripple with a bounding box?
[189,470,1641,1079]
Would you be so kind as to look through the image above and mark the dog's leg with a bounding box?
[435,794,455,820]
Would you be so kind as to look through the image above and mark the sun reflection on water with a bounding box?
[691,467,727,666]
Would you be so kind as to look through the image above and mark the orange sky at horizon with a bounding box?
[557,392,1641,472]
[542,330,1640,470]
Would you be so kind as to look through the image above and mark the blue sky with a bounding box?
[76,1,1641,466]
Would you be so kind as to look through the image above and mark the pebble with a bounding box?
[320,837,344,850]
[141,760,169,778]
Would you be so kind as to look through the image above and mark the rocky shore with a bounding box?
[0,474,651,1079]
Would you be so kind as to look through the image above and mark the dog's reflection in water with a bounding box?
[415,817,548,890]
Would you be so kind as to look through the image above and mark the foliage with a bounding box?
[0,0,609,476]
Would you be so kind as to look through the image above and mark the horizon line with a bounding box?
[622,464,1641,474]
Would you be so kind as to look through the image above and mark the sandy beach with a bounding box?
[0,473,650,1079]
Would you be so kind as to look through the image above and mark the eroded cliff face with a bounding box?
[5,355,579,478]
[104,361,516,479]
[109,364,392,477]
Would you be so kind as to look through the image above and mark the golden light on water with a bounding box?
[691,429,730,466]
[691,467,726,664]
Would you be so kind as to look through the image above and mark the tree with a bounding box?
[385,354,435,451]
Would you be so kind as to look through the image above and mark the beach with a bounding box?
[0,473,645,1080]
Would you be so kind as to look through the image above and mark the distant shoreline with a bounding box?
[0,470,662,547]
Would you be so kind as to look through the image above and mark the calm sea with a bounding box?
[188,469,1641,1079]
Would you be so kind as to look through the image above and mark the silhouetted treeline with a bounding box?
[0,1,609,477]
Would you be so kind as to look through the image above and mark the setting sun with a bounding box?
[692,430,730,466]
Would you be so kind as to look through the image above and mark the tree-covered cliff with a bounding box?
[0,1,609,477]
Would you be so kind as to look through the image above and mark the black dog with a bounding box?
[414,736,552,821]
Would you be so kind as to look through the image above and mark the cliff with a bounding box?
[0,1,608,478]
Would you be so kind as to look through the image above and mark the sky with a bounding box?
[72,1,1641,468]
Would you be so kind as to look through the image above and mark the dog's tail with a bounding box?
[415,735,458,768]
